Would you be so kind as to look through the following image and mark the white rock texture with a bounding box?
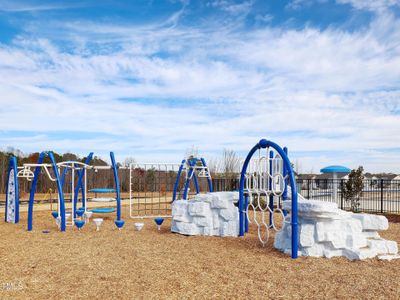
[274,199,398,260]
[171,192,239,237]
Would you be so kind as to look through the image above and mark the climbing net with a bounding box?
[244,147,289,246]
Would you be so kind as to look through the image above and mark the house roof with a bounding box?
[320,165,351,173]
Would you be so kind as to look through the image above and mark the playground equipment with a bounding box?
[89,188,116,202]
[12,151,123,232]
[154,217,164,231]
[93,218,104,231]
[134,222,144,231]
[5,156,19,223]
[238,139,299,259]
[129,157,212,219]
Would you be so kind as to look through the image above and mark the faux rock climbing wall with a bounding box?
[171,192,239,237]
[274,199,399,260]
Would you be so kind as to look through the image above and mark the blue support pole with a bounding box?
[269,151,274,226]
[60,166,69,187]
[172,159,186,202]
[282,147,288,216]
[192,172,200,194]
[27,152,46,231]
[183,159,197,200]
[73,153,94,215]
[48,152,66,232]
[244,194,249,233]
[110,152,121,221]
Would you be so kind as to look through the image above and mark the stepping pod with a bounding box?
[134,223,144,231]
[154,217,164,231]
[74,220,85,231]
[115,219,125,230]
[93,218,103,231]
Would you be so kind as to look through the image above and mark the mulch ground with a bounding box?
[0,205,399,299]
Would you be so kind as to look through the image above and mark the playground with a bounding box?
[1,139,400,299]
[0,207,399,299]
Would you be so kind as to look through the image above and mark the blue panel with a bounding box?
[89,188,116,193]
[91,207,116,213]
[5,156,19,223]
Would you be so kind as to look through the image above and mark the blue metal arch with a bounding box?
[172,157,213,201]
[27,151,66,231]
[238,139,298,259]
[5,156,19,223]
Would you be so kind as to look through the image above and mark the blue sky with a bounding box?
[0,0,399,172]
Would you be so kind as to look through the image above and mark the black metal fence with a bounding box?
[297,179,400,214]
[212,178,400,214]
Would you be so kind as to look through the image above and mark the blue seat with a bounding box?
[90,207,116,214]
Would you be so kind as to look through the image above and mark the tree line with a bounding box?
[0,148,242,199]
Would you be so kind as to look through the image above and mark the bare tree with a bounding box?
[222,149,241,179]
[123,157,136,167]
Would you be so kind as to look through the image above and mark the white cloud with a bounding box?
[336,0,400,11]
[0,6,399,172]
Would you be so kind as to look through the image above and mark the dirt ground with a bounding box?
[1,205,400,300]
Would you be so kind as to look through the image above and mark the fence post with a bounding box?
[307,179,310,199]
[380,179,384,214]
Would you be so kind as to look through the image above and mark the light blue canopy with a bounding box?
[320,165,351,173]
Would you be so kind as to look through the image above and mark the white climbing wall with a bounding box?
[171,192,239,237]
[274,199,399,260]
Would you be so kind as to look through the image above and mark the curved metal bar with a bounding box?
[239,139,298,259]
[172,159,186,202]
[110,152,121,221]
[48,152,66,232]
[27,152,46,231]
[60,166,69,188]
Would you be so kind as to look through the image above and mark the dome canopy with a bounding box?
[320,165,351,173]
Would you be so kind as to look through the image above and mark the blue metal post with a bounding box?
[110,152,121,221]
[282,147,288,216]
[183,159,197,200]
[172,160,186,202]
[60,166,69,187]
[27,152,46,231]
[269,151,274,226]
[244,194,249,233]
[73,153,93,215]
[48,152,66,232]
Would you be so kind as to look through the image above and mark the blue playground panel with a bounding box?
[90,207,116,214]
[90,188,116,193]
